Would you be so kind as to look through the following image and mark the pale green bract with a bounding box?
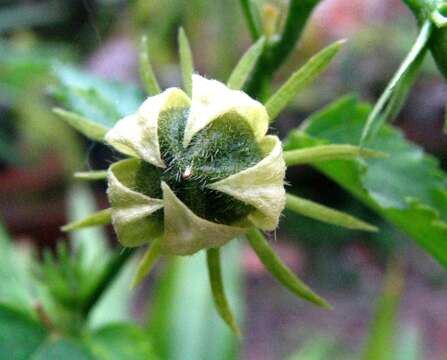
[105,75,286,256]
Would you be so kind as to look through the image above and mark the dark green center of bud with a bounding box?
[135,107,263,225]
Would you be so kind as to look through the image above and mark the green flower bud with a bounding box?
[105,75,286,255]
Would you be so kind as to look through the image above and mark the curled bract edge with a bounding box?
[105,75,286,255]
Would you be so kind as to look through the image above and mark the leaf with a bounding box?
[0,40,72,105]
[0,223,33,309]
[227,37,265,91]
[178,28,194,97]
[287,337,336,360]
[206,248,241,336]
[51,64,144,129]
[131,239,162,288]
[87,256,136,329]
[62,209,112,232]
[146,241,243,360]
[286,193,377,232]
[283,144,385,166]
[86,323,157,360]
[246,228,330,308]
[66,184,110,277]
[360,20,432,144]
[53,108,108,142]
[360,261,404,360]
[74,171,108,181]
[0,304,48,360]
[285,96,447,269]
[139,35,161,96]
[32,339,96,360]
[265,40,345,121]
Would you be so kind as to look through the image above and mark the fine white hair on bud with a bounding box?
[105,75,286,255]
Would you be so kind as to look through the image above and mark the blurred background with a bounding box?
[0,0,446,359]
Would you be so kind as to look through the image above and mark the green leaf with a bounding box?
[227,37,265,91]
[0,40,72,105]
[206,248,241,336]
[87,256,136,329]
[53,108,108,142]
[32,339,96,360]
[66,184,110,278]
[0,304,48,360]
[147,242,243,360]
[284,144,386,167]
[285,96,447,269]
[246,228,330,308]
[265,40,345,121]
[51,64,144,129]
[0,223,33,309]
[239,0,261,40]
[286,193,378,232]
[360,20,432,144]
[62,208,112,232]
[287,337,336,360]
[87,323,157,360]
[139,35,161,96]
[178,28,194,97]
[360,261,404,360]
[131,239,163,288]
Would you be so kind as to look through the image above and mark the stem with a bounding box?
[239,0,261,40]
[80,248,135,318]
[245,0,321,98]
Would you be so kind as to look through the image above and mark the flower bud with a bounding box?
[105,75,286,255]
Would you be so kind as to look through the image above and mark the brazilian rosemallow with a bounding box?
[59,34,377,335]
[105,75,286,256]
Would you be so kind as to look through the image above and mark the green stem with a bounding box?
[245,0,321,98]
[80,248,135,318]
[206,248,241,336]
[239,0,261,40]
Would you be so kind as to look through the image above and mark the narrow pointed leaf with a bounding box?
[140,35,161,96]
[227,37,265,90]
[62,208,112,232]
[246,228,330,308]
[74,170,108,181]
[265,40,345,122]
[360,20,431,144]
[284,144,386,166]
[131,238,162,288]
[53,108,108,141]
[206,248,241,337]
[178,28,194,97]
[286,193,377,232]
[361,260,404,360]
